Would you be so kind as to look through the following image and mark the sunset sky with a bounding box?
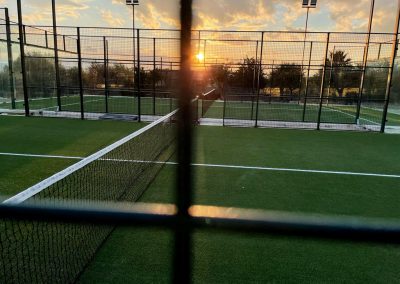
[0,0,399,33]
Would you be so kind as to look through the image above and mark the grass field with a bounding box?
[1,115,400,282]
[0,95,176,116]
[202,100,400,127]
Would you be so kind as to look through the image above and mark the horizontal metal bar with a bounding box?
[1,202,400,245]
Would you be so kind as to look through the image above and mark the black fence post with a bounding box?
[173,0,193,283]
[222,93,227,126]
[153,37,156,115]
[317,33,330,130]
[5,8,16,110]
[255,32,264,128]
[52,0,62,111]
[45,31,48,48]
[381,1,400,133]
[302,41,313,122]
[22,24,26,44]
[137,29,141,122]
[77,27,84,120]
[355,0,375,124]
[17,0,29,116]
[103,36,109,113]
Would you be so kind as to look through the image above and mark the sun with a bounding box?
[196,53,204,62]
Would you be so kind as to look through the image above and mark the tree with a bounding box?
[326,50,361,98]
[228,57,267,91]
[209,64,230,98]
[269,63,303,98]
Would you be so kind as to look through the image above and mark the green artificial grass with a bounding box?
[202,100,400,126]
[2,116,400,282]
[81,126,400,283]
[0,115,143,197]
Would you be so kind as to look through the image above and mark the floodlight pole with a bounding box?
[381,0,400,133]
[355,0,375,124]
[52,0,62,111]
[17,0,29,116]
[299,5,312,105]
[5,8,16,109]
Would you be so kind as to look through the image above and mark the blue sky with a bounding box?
[0,0,398,33]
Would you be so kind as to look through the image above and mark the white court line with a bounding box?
[1,152,400,179]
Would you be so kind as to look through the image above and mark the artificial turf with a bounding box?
[80,125,400,283]
[1,116,400,282]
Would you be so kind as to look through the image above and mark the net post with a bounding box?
[173,0,193,283]
[254,32,264,128]
[5,8,16,110]
[153,37,156,115]
[137,29,141,122]
[356,0,375,124]
[52,0,62,111]
[77,27,84,120]
[302,41,313,122]
[103,36,109,113]
[317,32,330,130]
[381,0,400,133]
[222,92,227,126]
[17,0,29,116]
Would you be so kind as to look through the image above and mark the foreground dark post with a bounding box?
[52,0,62,111]
[173,0,193,283]
[317,33,330,130]
[381,0,400,133]
[103,36,109,113]
[5,8,16,109]
[255,32,264,128]
[77,27,84,120]
[302,41,313,122]
[153,37,156,115]
[17,0,29,116]
[137,29,141,122]
[355,0,375,123]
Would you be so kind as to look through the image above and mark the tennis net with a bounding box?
[0,110,177,283]
[201,89,217,117]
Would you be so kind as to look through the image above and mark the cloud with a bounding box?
[99,9,125,27]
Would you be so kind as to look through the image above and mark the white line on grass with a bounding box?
[1,152,400,179]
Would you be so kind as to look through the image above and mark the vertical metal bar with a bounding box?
[103,36,109,113]
[222,93,227,126]
[45,31,48,48]
[269,60,274,104]
[77,27,84,120]
[137,29,141,122]
[153,37,156,115]
[253,40,259,95]
[255,32,264,128]
[302,41,313,122]
[132,5,136,87]
[52,0,62,111]
[356,0,375,123]
[381,0,400,133]
[5,8,16,109]
[377,43,382,60]
[326,46,335,106]
[22,25,26,44]
[317,33,331,130]
[63,35,66,51]
[17,0,29,116]
[299,7,310,105]
[173,0,193,283]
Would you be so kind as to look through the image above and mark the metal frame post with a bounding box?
[381,0,400,133]
[299,6,310,105]
[317,33,330,130]
[326,45,335,106]
[302,41,313,122]
[52,0,62,111]
[356,0,375,123]
[17,0,29,116]
[173,0,193,283]
[255,32,264,128]
[103,36,109,113]
[77,27,84,120]
[153,37,156,115]
[137,29,141,122]
[5,8,16,109]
